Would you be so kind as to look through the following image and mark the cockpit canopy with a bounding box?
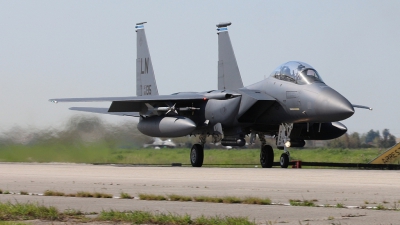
[270,61,324,85]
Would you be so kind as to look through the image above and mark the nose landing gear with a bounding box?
[280,153,289,168]
[276,123,293,168]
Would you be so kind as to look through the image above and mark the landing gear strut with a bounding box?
[190,134,206,167]
[259,133,274,168]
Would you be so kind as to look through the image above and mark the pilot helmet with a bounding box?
[280,66,291,76]
[297,64,306,72]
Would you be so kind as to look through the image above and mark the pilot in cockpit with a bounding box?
[280,66,295,83]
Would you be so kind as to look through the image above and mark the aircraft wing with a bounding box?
[49,94,206,103]
[50,93,221,115]
[69,107,140,117]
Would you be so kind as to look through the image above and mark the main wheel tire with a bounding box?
[280,153,289,168]
[190,144,204,167]
[260,145,274,168]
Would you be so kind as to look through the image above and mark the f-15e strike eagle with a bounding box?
[50,22,371,168]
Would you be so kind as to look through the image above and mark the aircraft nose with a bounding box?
[316,87,354,122]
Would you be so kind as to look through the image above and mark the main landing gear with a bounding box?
[260,145,274,168]
[259,133,273,168]
[190,134,206,167]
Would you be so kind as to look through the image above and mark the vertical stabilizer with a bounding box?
[217,22,243,90]
[136,22,159,96]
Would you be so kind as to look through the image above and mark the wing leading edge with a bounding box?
[49,94,207,103]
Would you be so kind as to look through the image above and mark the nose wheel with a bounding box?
[276,123,293,168]
[280,153,289,168]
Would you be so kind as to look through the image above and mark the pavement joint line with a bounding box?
[2,192,399,211]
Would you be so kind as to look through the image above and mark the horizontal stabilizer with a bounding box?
[69,107,139,117]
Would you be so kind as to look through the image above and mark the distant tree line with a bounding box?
[327,129,397,149]
[0,115,397,150]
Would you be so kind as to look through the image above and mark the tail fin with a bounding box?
[136,22,159,96]
[217,22,243,90]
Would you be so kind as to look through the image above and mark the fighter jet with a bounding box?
[144,137,176,149]
[50,22,371,168]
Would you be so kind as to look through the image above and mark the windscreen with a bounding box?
[270,61,324,85]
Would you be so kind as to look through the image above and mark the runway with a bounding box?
[1,163,399,224]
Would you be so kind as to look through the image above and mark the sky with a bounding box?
[0,1,399,136]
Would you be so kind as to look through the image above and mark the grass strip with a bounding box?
[98,210,256,225]
[0,202,61,221]
[74,191,112,198]
[222,196,242,204]
[242,197,272,205]
[44,190,65,196]
[140,193,272,206]
[43,190,113,198]
[0,145,381,165]
[0,202,256,224]
[139,193,167,201]
[0,222,28,225]
[289,199,316,207]
[120,192,132,199]
[193,196,223,203]
[168,194,192,202]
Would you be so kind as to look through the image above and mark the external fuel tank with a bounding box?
[137,116,196,137]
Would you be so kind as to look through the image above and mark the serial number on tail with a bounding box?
[143,85,152,95]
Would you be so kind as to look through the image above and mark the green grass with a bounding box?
[0,143,115,163]
[222,196,242,204]
[140,193,272,206]
[44,190,65,196]
[120,192,132,199]
[168,194,192,202]
[74,191,112,198]
[0,202,255,224]
[0,202,61,221]
[289,199,316,207]
[242,197,272,205]
[139,193,167,201]
[193,196,223,203]
[375,204,386,210]
[336,203,345,208]
[98,210,255,225]
[0,143,382,165]
[0,222,28,225]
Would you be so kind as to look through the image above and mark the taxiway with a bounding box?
[1,163,399,224]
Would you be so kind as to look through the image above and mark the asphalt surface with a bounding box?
[1,163,399,224]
